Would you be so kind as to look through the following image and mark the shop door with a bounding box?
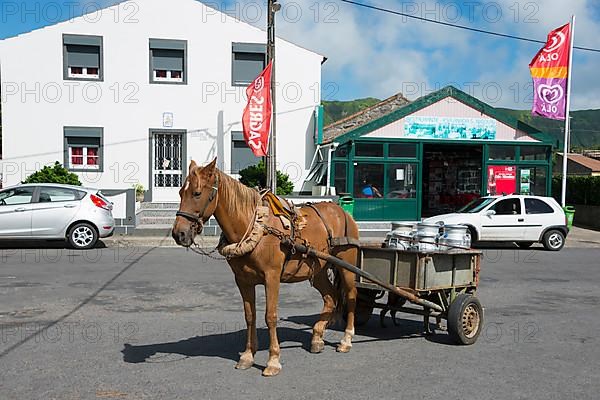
[152,131,184,202]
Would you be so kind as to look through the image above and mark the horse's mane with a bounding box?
[216,169,261,218]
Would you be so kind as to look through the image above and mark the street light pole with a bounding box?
[266,0,280,193]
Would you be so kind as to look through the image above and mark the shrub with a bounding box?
[552,175,600,206]
[238,160,294,195]
[23,162,81,186]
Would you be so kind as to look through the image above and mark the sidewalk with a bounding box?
[102,226,600,249]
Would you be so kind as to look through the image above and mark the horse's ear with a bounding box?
[188,160,198,175]
[205,157,217,174]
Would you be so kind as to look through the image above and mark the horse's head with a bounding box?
[172,158,219,247]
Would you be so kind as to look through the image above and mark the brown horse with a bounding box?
[172,158,359,377]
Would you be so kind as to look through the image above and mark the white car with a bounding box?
[424,195,569,251]
[0,183,114,249]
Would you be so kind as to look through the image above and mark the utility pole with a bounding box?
[266,0,280,193]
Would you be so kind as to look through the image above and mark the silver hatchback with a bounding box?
[0,183,114,249]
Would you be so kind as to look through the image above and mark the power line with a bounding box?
[338,0,600,54]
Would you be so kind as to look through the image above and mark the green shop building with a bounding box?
[319,86,553,221]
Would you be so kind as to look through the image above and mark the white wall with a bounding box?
[0,0,322,196]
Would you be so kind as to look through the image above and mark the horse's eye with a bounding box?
[193,191,201,197]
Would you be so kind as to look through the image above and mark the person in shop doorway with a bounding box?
[361,177,382,198]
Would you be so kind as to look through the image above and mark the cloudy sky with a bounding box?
[2,0,599,110]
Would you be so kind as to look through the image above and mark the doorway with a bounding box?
[422,144,483,217]
[150,130,186,202]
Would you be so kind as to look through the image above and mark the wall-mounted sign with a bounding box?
[404,116,497,140]
[487,166,516,195]
[162,112,174,128]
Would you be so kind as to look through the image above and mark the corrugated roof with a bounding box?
[560,153,600,171]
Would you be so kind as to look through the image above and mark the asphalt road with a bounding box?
[1,245,599,399]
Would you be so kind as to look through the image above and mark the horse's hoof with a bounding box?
[235,359,254,370]
[235,354,254,370]
[262,362,282,377]
[310,340,325,353]
[336,343,352,353]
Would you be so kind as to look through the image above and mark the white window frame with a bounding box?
[152,69,184,83]
[68,146,100,170]
[68,66,100,79]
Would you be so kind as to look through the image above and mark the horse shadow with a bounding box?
[122,313,452,367]
[122,326,314,370]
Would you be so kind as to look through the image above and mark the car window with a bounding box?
[459,197,495,213]
[525,198,554,214]
[0,187,35,205]
[38,187,86,203]
[490,198,521,215]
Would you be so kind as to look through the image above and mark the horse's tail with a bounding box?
[331,207,359,322]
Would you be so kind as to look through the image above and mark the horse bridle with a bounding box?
[176,174,220,226]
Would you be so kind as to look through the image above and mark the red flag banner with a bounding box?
[242,61,273,157]
[529,23,571,120]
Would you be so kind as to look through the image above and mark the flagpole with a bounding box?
[561,15,575,207]
[266,0,279,193]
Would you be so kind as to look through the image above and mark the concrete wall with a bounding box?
[573,204,600,230]
[0,0,322,197]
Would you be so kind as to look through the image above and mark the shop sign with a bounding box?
[404,116,496,140]
[488,166,516,195]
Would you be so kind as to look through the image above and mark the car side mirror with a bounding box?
[485,209,496,217]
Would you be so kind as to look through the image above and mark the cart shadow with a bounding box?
[284,313,440,344]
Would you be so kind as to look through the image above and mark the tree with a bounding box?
[238,160,294,195]
[23,162,82,186]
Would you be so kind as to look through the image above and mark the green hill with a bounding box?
[322,98,380,126]
[322,99,600,149]
[497,108,600,150]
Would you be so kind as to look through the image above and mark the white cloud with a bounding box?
[224,0,600,109]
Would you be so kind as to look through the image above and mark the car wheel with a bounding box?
[517,241,534,249]
[542,229,565,251]
[67,223,98,250]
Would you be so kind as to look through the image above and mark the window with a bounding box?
[525,198,553,214]
[386,163,416,198]
[489,145,515,160]
[333,162,347,194]
[519,167,547,196]
[521,146,547,161]
[150,39,187,84]
[38,187,86,203]
[334,143,350,158]
[491,198,521,215]
[354,163,384,198]
[232,43,266,86]
[0,187,34,205]
[231,132,259,174]
[64,127,103,172]
[355,143,383,157]
[63,34,103,81]
[389,143,417,158]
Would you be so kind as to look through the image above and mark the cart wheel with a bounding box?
[345,288,377,327]
[447,294,483,345]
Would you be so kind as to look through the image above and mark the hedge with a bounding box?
[552,175,600,206]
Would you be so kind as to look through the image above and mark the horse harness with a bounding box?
[175,174,220,227]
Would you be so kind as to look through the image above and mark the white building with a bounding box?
[0,0,324,201]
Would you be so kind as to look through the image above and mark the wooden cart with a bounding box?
[351,246,483,345]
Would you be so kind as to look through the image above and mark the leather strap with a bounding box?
[176,174,219,223]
